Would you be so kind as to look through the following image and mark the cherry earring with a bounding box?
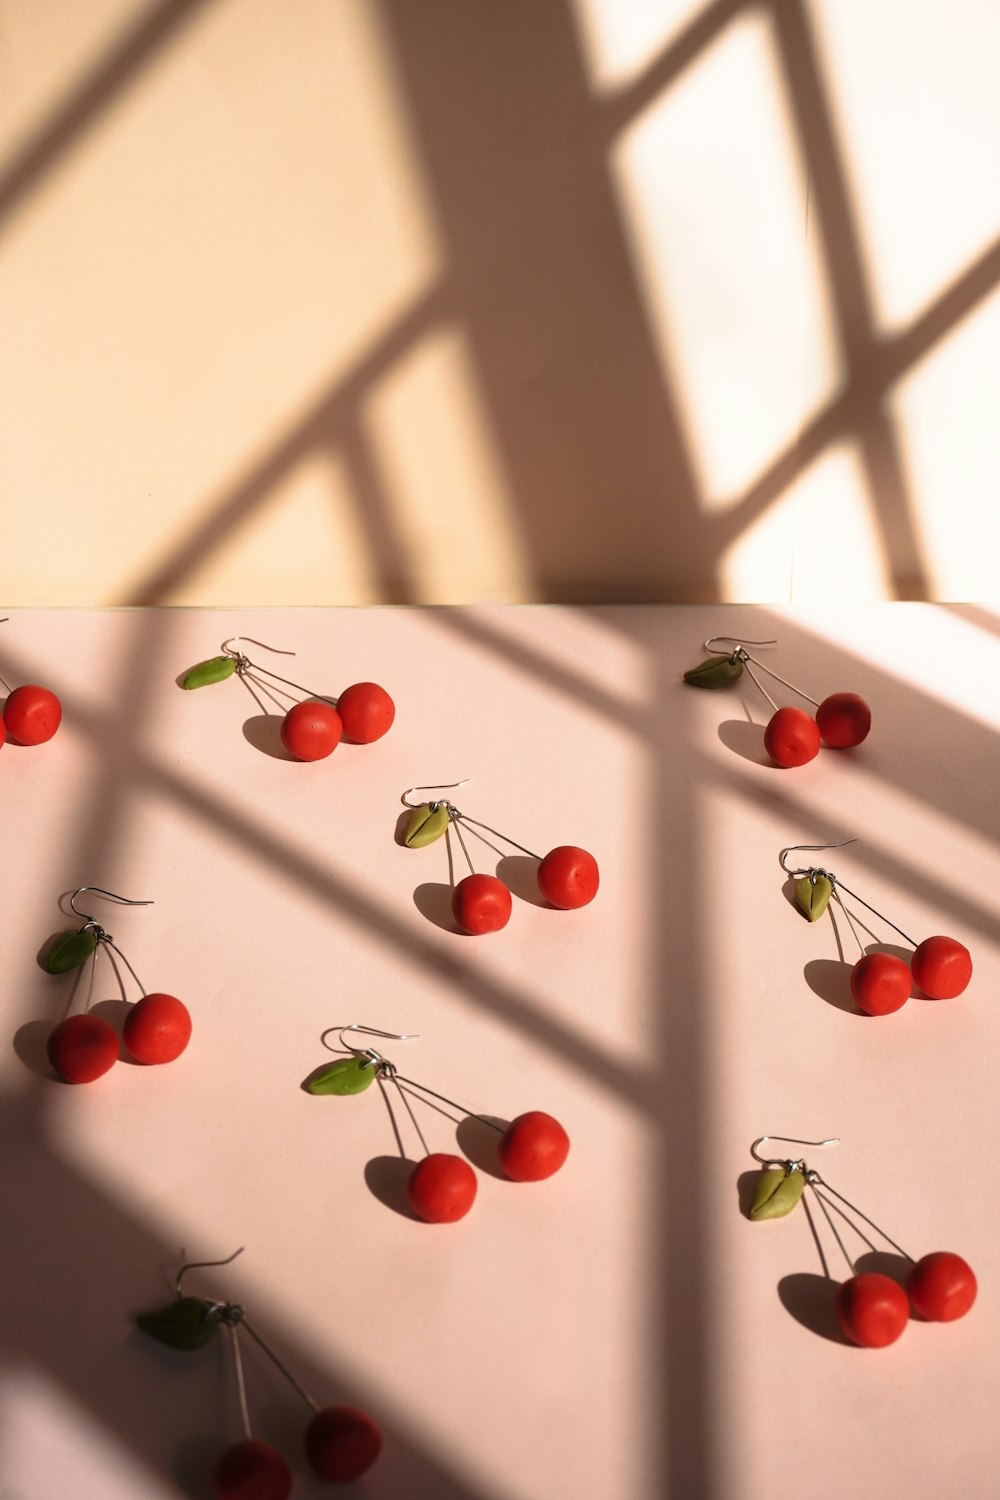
[181,636,394,758]
[306,1025,570,1222]
[782,841,973,1011]
[684,635,871,766]
[43,886,192,1082]
[401,779,599,934]
[748,1136,977,1347]
[136,1248,381,1494]
[0,617,62,745]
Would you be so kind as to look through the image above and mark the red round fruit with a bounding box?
[537,846,599,909]
[815,691,871,749]
[280,700,343,760]
[335,681,395,743]
[122,992,192,1064]
[498,1111,570,1181]
[305,1405,382,1483]
[763,706,821,768]
[3,684,62,745]
[452,873,512,935]
[911,935,972,999]
[849,952,912,1016]
[407,1152,478,1222]
[47,1014,119,1084]
[835,1272,909,1348]
[211,1438,292,1500]
[906,1251,977,1322]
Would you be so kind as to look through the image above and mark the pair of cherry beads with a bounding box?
[0,618,62,747]
[786,841,973,1014]
[685,636,870,767]
[137,1249,380,1497]
[182,637,394,759]
[307,1026,570,1222]
[402,781,599,935]
[749,1136,977,1347]
[43,888,191,1082]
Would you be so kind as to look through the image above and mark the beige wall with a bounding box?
[2,0,998,606]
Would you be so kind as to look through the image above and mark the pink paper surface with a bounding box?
[1,605,998,1500]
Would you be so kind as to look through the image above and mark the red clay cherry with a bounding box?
[336,681,395,743]
[850,952,912,1016]
[47,1014,119,1083]
[3,684,62,745]
[815,692,871,748]
[122,993,192,1064]
[911,935,972,999]
[763,706,820,767]
[452,873,512,934]
[211,1438,292,1500]
[906,1251,977,1322]
[835,1272,909,1347]
[537,846,599,909]
[407,1152,478,1222]
[304,1404,382,1483]
[498,1111,570,1181]
[280,700,343,760]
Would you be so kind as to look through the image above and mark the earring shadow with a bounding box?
[456,1115,510,1179]
[495,856,545,907]
[778,1273,852,1344]
[89,1000,134,1063]
[717,720,771,767]
[13,1020,58,1079]
[413,883,459,933]
[363,1156,422,1220]
[803,958,862,1015]
[241,714,295,760]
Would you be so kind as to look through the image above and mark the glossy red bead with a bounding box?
[211,1439,292,1500]
[280,700,343,760]
[452,873,512,935]
[498,1111,570,1181]
[763,707,821,768]
[815,692,871,748]
[537,846,599,909]
[835,1272,909,1348]
[407,1152,478,1222]
[122,993,192,1064]
[911,935,972,999]
[47,1014,119,1084]
[304,1404,382,1483]
[907,1251,977,1322]
[3,684,62,745]
[336,681,395,743]
[849,952,912,1016]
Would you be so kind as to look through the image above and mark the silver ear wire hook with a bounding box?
[174,1246,245,1299]
[779,840,858,878]
[750,1135,840,1171]
[328,1024,419,1077]
[400,779,472,810]
[219,637,334,708]
[220,636,295,660]
[69,886,153,926]
[703,635,777,656]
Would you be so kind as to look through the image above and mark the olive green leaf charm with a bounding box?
[683,654,744,689]
[181,656,237,690]
[45,928,98,974]
[306,1057,378,1096]
[794,875,833,923]
[135,1296,221,1351]
[749,1167,806,1221]
[403,803,450,848]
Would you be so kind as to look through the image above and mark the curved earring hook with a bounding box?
[751,1135,840,1169]
[401,779,471,809]
[175,1246,244,1298]
[779,840,858,877]
[220,636,295,659]
[69,887,153,924]
[703,635,777,655]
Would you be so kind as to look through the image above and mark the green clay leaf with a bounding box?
[45,929,98,974]
[683,654,744,689]
[306,1057,378,1095]
[404,803,450,848]
[135,1296,221,1351]
[749,1168,806,1221]
[182,656,237,690]
[794,875,832,923]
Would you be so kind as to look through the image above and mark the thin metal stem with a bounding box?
[812,1187,879,1255]
[225,1323,253,1442]
[740,658,779,713]
[447,809,476,877]
[834,879,915,948]
[236,670,273,716]
[0,671,12,694]
[241,1318,319,1414]
[832,890,866,960]
[801,1192,831,1280]
[458,814,542,862]
[813,1177,913,1261]
[241,661,337,708]
[394,1073,503,1133]
[100,936,147,998]
[376,1077,407,1160]
[807,1181,856,1276]
[245,671,296,708]
[391,1075,431,1157]
[742,652,820,708]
